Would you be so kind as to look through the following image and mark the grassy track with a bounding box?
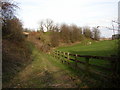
[3,47,84,88]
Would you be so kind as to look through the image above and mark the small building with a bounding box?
[112,34,120,40]
[23,32,29,38]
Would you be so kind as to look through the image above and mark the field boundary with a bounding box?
[52,50,119,79]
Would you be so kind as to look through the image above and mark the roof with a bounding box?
[23,32,29,35]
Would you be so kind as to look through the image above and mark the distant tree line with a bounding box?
[37,19,101,47]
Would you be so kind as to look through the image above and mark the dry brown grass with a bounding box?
[2,39,32,85]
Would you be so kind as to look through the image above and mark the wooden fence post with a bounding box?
[55,51,57,58]
[115,58,120,75]
[61,52,64,63]
[75,54,78,68]
[85,57,90,75]
[53,51,55,57]
[59,51,62,61]
[67,52,70,64]
[59,51,61,59]
[53,51,55,58]
[63,52,65,63]
[54,51,56,58]
[57,51,59,59]
[67,52,69,60]
[110,55,118,75]
[110,55,120,87]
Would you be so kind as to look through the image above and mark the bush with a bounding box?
[2,18,25,42]
[50,31,60,47]
[60,24,71,43]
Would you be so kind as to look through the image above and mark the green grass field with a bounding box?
[57,40,118,68]
[56,40,119,86]
[57,40,118,56]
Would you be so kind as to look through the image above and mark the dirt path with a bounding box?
[6,48,82,88]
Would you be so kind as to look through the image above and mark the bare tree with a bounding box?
[92,27,100,40]
[52,24,60,32]
[50,31,59,47]
[44,19,54,31]
[83,26,92,38]
[70,25,81,42]
[38,21,44,32]
[1,0,18,22]
[60,24,71,43]
[38,19,55,32]
[1,0,24,41]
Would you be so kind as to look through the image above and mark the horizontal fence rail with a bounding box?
[52,50,119,79]
[55,50,118,61]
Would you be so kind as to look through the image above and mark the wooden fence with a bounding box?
[52,50,119,79]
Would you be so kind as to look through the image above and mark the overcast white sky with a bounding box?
[15,0,119,38]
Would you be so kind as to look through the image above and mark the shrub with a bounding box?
[50,31,59,47]
[2,18,25,42]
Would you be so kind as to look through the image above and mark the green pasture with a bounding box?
[57,40,118,56]
[56,40,118,77]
